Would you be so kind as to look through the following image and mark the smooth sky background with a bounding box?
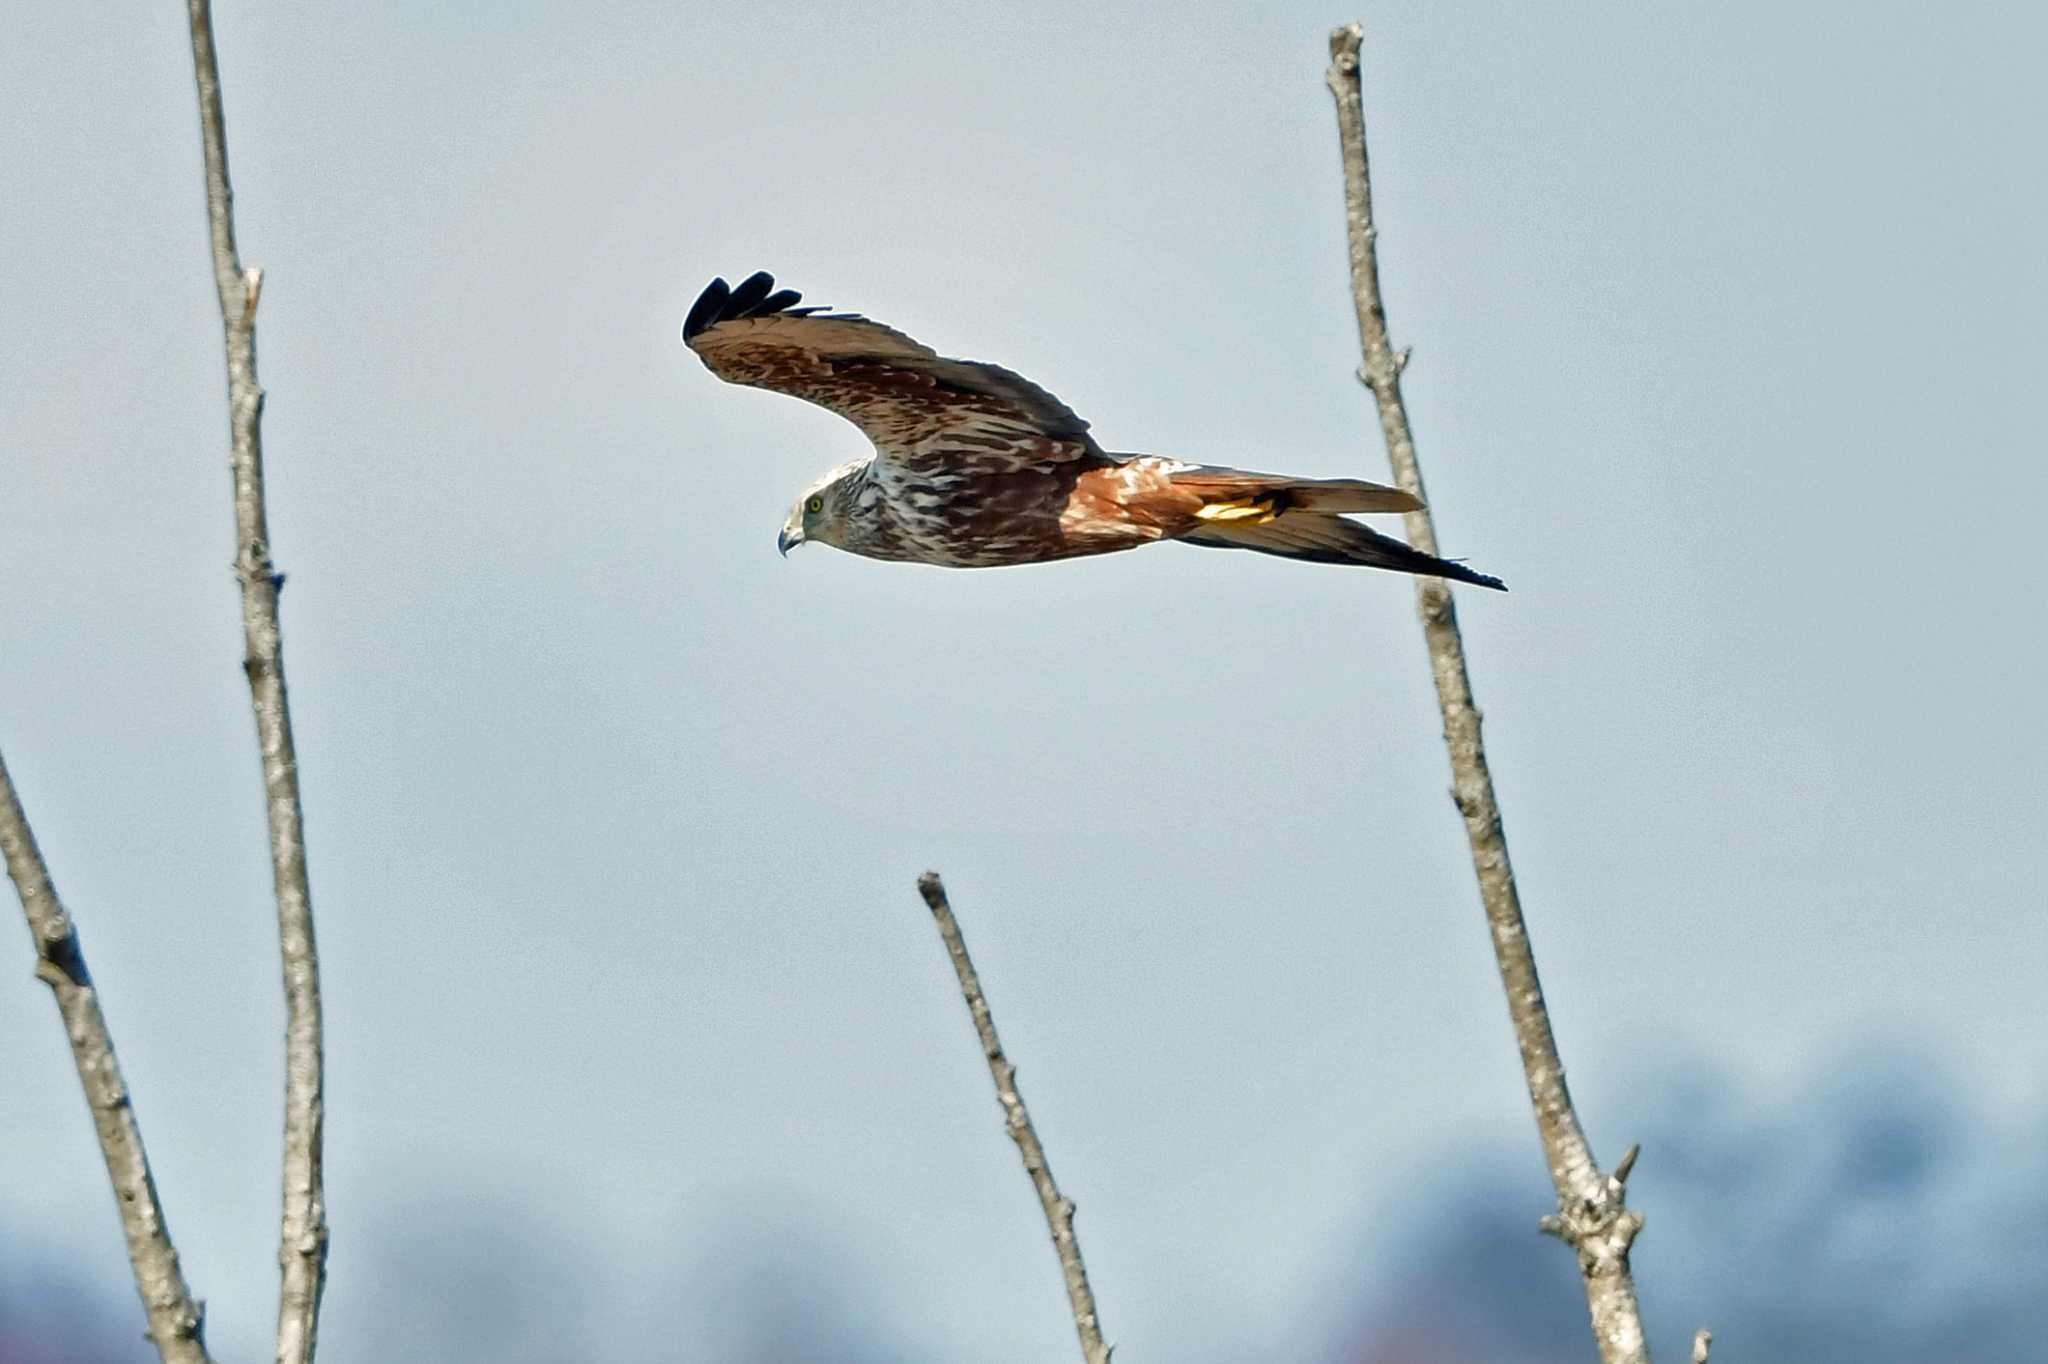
[3,3,2044,1361]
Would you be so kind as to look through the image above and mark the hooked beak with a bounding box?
[777,523,803,558]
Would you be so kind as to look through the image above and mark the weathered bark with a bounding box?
[1324,20,1674,1364]
[1,748,218,1364]
[917,873,1112,1364]
[184,5,329,1360]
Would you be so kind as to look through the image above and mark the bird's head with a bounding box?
[778,460,867,557]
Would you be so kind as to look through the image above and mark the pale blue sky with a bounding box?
[3,3,2043,1361]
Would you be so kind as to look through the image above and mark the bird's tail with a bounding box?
[1179,511,1506,589]
[1164,464,1423,515]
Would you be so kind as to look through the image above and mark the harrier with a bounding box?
[682,272,1503,589]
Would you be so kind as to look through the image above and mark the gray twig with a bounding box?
[1,748,217,1364]
[1325,20,1654,1364]
[184,5,328,1361]
[916,873,1112,1364]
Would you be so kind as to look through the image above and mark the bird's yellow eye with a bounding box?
[805,496,824,514]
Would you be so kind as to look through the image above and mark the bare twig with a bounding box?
[184,5,328,1361]
[1,748,217,1364]
[916,873,1112,1364]
[1325,21,1653,1364]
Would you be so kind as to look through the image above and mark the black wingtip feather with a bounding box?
[725,270,775,316]
[682,271,825,341]
[1453,566,1509,591]
[682,276,731,340]
[750,288,803,317]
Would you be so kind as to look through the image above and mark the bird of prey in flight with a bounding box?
[682,272,1503,589]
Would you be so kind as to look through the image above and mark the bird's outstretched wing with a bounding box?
[683,272,1102,478]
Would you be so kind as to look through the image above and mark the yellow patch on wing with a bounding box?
[1193,496,1280,525]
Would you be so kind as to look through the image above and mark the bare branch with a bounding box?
[916,873,1112,1364]
[1325,21,1653,1364]
[1,748,217,1364]
[1614,1142,1641,1187]
[184,5,328,1360]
